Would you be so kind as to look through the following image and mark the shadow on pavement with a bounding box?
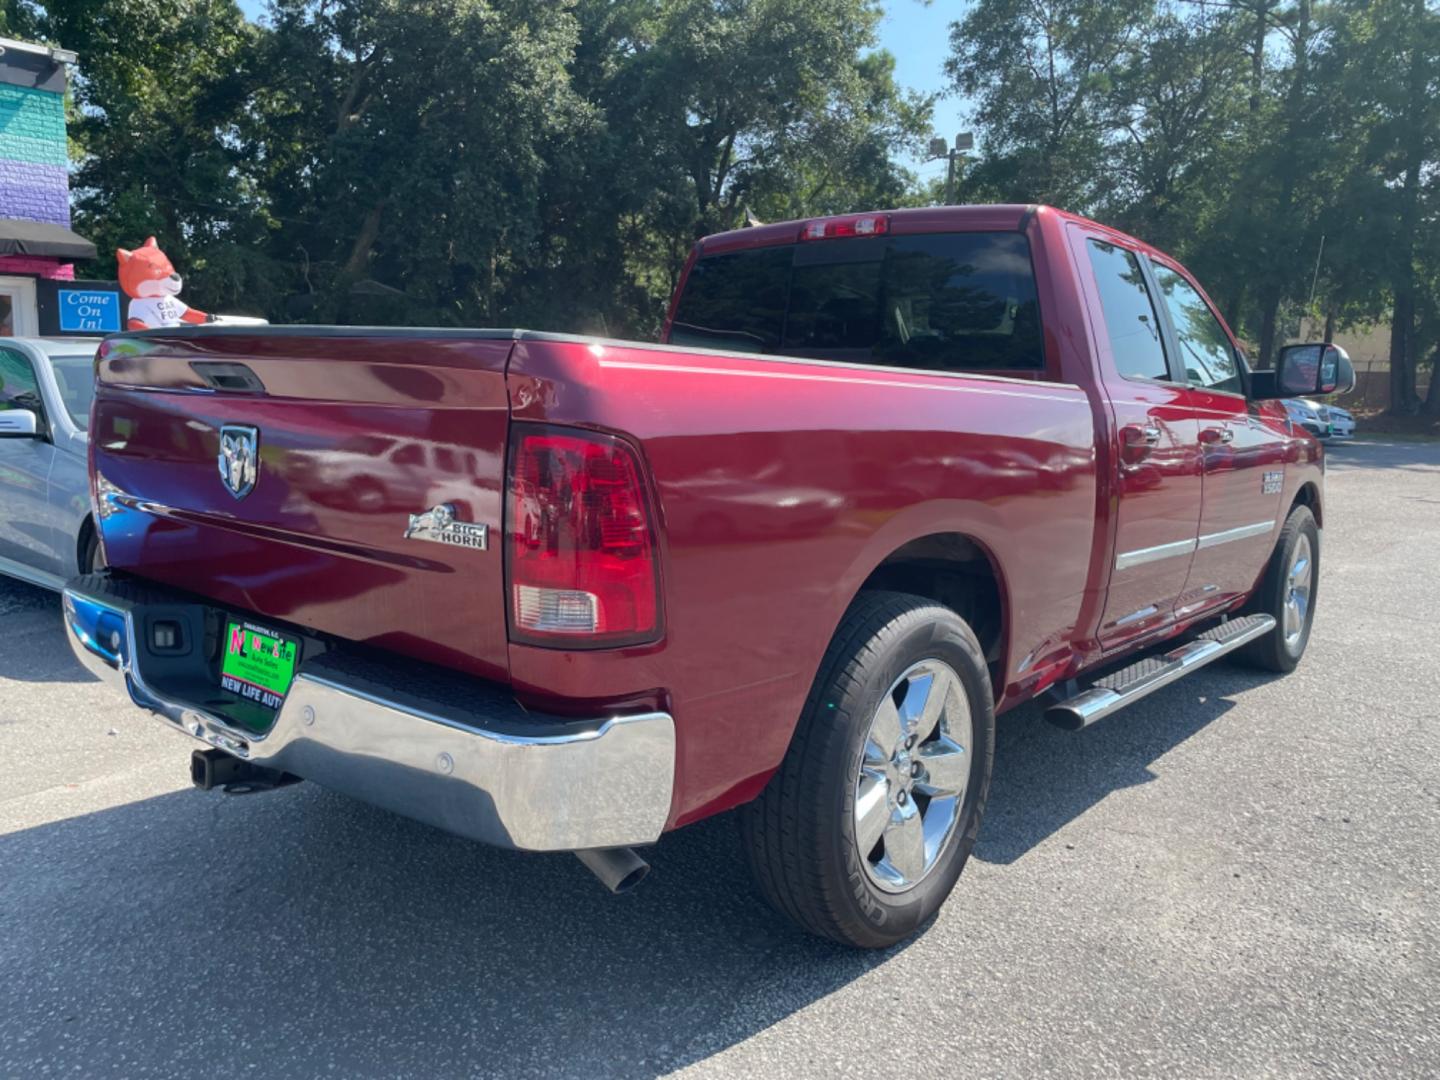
[0,578,95,684]
[1,659,1277,1077]
[1324,439,1440,473]
[975,663,1270,864]
[0,785,902,1078]
[0,576,53,616]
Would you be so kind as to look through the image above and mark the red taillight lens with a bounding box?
[799,214,890,241]
[506,425,661,648]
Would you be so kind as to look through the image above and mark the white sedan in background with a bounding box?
[0,337,105,588]
[1327,404,1356,438]
[1282,398,1330,439]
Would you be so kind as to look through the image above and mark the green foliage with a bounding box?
[947,0,1154,211]
[0,0,43,38]
[27,0,928,337]
[946,0,1440,412]
[39,0,262,312]
[23,0,1434,412]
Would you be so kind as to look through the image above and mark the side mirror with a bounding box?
[1335,351,1356,396]
[0,409,39,437]
[1273,342,1355,397]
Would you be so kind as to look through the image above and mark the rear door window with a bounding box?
[669,232,1045,373]
[1085,240,1170,382]
[876,234,1041,371]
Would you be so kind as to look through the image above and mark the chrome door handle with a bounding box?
[1119,423,1163,465]
[1201,426,1234,445]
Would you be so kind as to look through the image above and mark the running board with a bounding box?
[1045,614,1276,730]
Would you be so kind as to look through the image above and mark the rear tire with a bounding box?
[1240,504,1319,672]
[81,525,104,574]
[739,591,995,948]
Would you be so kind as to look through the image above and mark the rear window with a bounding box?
[669,231,1044,372]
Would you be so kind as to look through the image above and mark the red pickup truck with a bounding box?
[65,205,1349,948]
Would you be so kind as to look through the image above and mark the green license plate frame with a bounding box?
[220,620,300,711]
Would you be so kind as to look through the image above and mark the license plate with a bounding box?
[220,620,299,710]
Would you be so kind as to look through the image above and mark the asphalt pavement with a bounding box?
[1,440,1437,1079]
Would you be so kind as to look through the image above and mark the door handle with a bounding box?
[1121,424,1162,447]
[1119,423,1162,464]
[1201,426,1234,445]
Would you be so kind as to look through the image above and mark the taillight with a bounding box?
[798,214,889,241]
[506,424,662,648]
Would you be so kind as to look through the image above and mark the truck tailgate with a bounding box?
[91,329,515,682]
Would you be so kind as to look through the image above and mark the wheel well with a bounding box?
[76,515,95,573]
[857,533,1006,680]
[1292,482,1322,527]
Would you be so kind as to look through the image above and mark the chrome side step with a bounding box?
[1045,614,1276,730]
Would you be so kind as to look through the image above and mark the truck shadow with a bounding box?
[976,665,1269,865]
[0,575,53,616]
[1324,439,1440,474]
[0,784,903,1078]
[1,664,1271,1078]
[0,578,97,684]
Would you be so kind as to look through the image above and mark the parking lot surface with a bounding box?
[1,440,1437,1078]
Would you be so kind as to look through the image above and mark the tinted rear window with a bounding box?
[670,232,1044,372]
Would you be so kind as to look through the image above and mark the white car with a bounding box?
[1326,404,1356,438]
[1281,398,1329,439]
[0,337,105,588]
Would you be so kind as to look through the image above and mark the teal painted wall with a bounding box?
[0,82,71,224]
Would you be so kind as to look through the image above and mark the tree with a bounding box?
[1098,5,1249,254]
[1364,0,1440,414]
[34,0,929,336]
[245,0,588,325]
[945,0,1155,211]
[529,0,930,335]
[0,0,42,38]
[38,0,269,314]
[943,0,1436,387]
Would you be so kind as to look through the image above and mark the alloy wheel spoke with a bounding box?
[916,737,968,796]
[868,697,902,760]
[854,772,891,856]
[912,668,952,743]
[884,800,926,882]
[895,672,935,736]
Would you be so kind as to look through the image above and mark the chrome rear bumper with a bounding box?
[63,577,675,852]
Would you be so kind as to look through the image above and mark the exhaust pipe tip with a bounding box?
[575,847,650,893]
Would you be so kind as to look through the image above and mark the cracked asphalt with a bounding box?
[1,440,1436,1078]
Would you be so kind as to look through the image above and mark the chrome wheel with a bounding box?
[854,659,972,893]
[1283,533,1313,650]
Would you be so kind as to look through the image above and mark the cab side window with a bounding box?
[1151,265,1243,395]
[1086,240,1169,382]
[0,346,45,421]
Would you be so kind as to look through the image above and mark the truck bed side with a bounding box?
[504,338,1098,825]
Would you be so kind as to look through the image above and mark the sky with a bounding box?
[875,1,973,179]
[235,0,972,178]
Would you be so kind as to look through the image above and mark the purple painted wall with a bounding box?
[0,64,75,278]
[0,159,71,226]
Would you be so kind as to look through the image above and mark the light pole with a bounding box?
[926,132,974,205]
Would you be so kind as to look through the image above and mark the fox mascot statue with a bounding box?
[117,237,217,331]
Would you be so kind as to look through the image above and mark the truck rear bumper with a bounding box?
[62,575,675,852]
